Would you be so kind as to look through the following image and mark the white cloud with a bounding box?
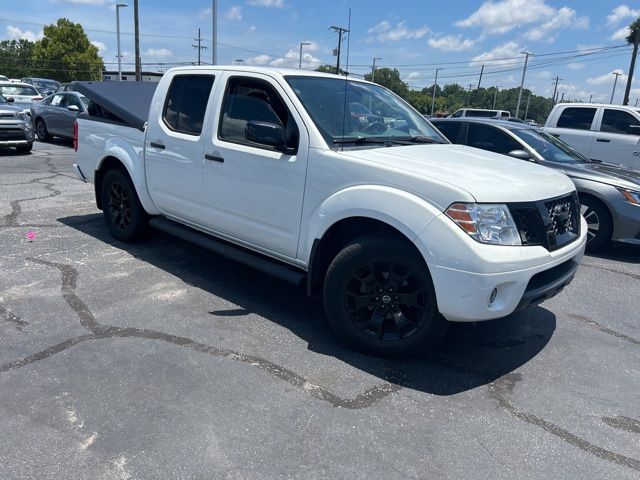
[610,26,631,40]
[586,69,626,86]
[91,41,107,54]
[247,0,284,7]
[143,48,173,59]
[428,34,475,52]
[567,62,585,70]
[244,44,320,69]
[226,6,242,20]
[244,54,271,66]
[246,26,256,34]
[366,20,429,43]
[606,5,640,27]
[470,41,522,66]
[6,26,43,42]
[52,0,107,4]
[456,0,555,34]
[524,7,588,43]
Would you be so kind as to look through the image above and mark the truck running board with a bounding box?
[149,217,306,286]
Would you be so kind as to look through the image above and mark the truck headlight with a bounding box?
[617,187,640,205]
[445,203,521,245]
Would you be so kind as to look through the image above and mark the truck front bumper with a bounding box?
[0,121,34,146]
[415,215,587,322]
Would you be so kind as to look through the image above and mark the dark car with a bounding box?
[30,91,89,142]
[21,77,60,97]
[431,117,640,250]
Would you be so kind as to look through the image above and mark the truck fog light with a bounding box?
[489,288,498,305]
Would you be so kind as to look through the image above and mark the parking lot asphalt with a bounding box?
[1,141,639,479]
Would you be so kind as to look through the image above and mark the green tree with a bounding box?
[623,17,640,105]
[315,64,346,75]
[32,18,103,82]
[364,67,409,98]
[0,39,35,78]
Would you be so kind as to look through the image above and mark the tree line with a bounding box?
[0,19,103,83]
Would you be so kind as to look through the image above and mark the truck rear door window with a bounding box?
[600,109,640,135]
[163,75,214,136]
[556,107,596,130]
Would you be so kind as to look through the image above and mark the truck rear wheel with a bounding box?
[323,234,448,357]
[101,169,149,242]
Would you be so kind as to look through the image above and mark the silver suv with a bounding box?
[0,94,34,153]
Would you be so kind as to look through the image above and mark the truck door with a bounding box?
[145,74,215,223]
[548,106,597,158]
[201,72,308,259]
[590,107,640,168]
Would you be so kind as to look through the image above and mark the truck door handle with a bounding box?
[596,138,611,143]
[150,141,165,149]
[205,153,224,163]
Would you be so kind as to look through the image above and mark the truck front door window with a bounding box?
[601,109,640,135]
[556,107,596,130]
[163,75,214,136]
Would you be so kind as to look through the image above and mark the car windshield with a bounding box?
[34,80,59,91]
[0,85,38,96]
[285,76,444,146]
[512,128,590,164]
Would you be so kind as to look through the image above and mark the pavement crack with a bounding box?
[602,416,640,434]
[566,313,639,346]
[580,262,640,282]
[488,373,640,472]
[0,304,28,331]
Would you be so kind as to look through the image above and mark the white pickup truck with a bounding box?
[544,103,640,170]
[73,66,586,356]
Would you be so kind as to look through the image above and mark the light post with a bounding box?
[371,57,382,82]
[430,68,441,116]
[515,50,532,118]
[492,85,502,109]
[211,0,217,64]
[298,42,311,69]
[115,3,128,81]
[610,71,622,104]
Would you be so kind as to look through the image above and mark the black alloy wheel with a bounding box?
[579,196,612,251]
[36,119,50,142]
[101,169,149,242]
[107,180,131,234]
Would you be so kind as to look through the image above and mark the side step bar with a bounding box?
[149,217,306,286]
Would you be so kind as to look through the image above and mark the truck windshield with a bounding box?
[285,76,444,147]
[512,128,590,164]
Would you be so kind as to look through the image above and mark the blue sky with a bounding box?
[2,0,640,103]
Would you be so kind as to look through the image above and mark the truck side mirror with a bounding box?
[507,149,532,161]
[244,120,287,150]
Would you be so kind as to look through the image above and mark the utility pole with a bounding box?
[430,68,441,116]
[623,28,638,105]
[133,0,141,81]
[192,28,207,66]
[330,25,349,74]
[589,94,593,103]
[636,98,639,107]
[524,90,531,120]
[298,42,311,69]
[211,0,217,64]
[516,51,532,118]
[560,92,564,103]
[371,57,382,82]
[466,83,474,106]
[492,85,501,109]
[610,71,622,104]
[551,76,562,105]
[115,3,127,81]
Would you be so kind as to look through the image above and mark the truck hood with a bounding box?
[339,144,575,203]
[558,161,640,191]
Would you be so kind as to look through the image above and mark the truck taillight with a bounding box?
[73,121,78,152]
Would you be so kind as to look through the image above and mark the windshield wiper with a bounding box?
[333,136,393,145]
[395,135,445,144]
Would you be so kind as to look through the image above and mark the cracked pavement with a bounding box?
[1,142,639,479]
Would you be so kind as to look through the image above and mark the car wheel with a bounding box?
[580,196,612,251]
[323,234,448,357]
[101,169,149,242]
[35,119,51,142]
[16,143,33,153]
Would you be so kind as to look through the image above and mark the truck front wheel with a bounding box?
[101,169,149,242]
[323,234,448,357]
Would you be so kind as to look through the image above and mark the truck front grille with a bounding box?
[0,128,26,141]
[509,192,580,251]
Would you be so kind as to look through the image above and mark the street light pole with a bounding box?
[430,68,441,116]
[492,85,501,109]
[211,0,217,64]
[515,51,532,118]
[298,42,311,69]
[371,57,382,82]
[133,0,141,81]
[610,71,622,104]
[115,3,127,81]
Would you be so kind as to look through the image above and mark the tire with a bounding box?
[16,143,33,153]
[323,234,448,357]
[35,119,51,142]
[579,195,612,251]
[100,168,149,242]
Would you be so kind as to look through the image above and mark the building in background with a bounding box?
[102,71,163,82]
